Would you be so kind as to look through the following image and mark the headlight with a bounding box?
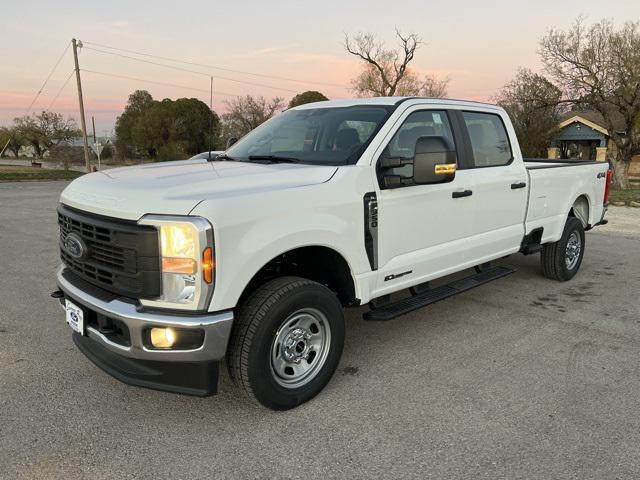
[138,215,214,311]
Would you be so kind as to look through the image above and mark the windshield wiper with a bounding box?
[208,153,237,162]
[247,155,302,164]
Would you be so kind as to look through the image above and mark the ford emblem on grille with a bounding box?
[63,233,88,260]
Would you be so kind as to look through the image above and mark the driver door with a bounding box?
[372,107,474,297]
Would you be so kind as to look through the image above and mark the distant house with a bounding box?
[548,111,639,178]
[17,136,85,159]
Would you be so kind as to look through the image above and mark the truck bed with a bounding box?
[523,158,608,245]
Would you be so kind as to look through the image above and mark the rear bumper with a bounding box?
[56,266,234,396]
[590,205,609,229]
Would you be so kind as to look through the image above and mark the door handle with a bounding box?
[452,190,473,198]
[511,182,527,189]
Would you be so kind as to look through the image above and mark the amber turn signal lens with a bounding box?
[162,257,197,274]
[434,163,456,175]
[202,247,214,284]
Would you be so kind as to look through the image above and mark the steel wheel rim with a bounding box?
[565,231,581,270]
[270,308,332,389]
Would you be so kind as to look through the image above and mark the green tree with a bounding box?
[494,68,563,158]
[114,90,154,159]
[288,91,328,108]
[115,90,220,160]
[540,18,640,189]
[13,111,80,158]
[168,97,221,154]
[0,126,24,158]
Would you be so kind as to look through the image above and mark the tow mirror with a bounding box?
[226,137,238,149]
[413,136,457,184]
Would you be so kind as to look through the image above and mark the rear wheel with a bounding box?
[227,276,345,410]
[540,216,585,281]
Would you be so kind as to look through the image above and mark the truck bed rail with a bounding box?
[524,158,603,170]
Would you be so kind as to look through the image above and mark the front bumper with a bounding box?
[56,266,234,396]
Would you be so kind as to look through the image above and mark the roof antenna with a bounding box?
[208,76,213,161]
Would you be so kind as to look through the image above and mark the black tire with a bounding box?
[226,276,345,410]
[540,216,585,281]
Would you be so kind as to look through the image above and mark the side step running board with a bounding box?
[363,266,516,321]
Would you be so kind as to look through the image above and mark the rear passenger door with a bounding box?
[457,110,528,263]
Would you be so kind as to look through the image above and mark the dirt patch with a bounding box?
[340,366,360,376]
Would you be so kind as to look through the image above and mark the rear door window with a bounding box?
[462,112,512,167]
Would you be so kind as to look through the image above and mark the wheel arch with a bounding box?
[569,194,591,228]
[237,245,358,308]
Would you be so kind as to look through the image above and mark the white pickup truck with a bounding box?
[53,97,612,410]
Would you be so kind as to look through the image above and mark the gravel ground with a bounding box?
[1,181,639,480]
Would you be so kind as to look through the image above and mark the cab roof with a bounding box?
[293,96,502,111]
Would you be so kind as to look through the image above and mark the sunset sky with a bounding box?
[1,0,639,135]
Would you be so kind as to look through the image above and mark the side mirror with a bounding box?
[413,136,457,184]
[226,137,238,149]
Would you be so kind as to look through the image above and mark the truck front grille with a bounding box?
[58,204,161,299]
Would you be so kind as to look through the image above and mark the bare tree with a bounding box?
[0,126,24,158]
[345,29,448,98]
[418,74,450,98]
[494,68,564,158]
[222,95,285,139]
[540,18,640,188]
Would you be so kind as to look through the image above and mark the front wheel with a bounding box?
[540,216,585,281]
[227,277,345,410]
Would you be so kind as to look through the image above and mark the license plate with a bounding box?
[65,299,85,335]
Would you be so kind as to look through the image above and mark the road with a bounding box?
[1,181,639,480]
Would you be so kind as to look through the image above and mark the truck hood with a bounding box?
[60,159,338,220]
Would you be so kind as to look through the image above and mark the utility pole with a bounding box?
[208,76,213,161]
[72,38,91,172]
[92,116,96,143]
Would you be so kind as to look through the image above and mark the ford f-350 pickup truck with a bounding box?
[53,97,612,410]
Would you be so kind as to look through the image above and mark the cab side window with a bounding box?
[462,112,512,167]
[380,110,455,178]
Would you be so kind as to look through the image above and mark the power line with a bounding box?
[83,46,301,94]
[47,69,75,109]
[81,69,240,98]
[1,41,71,156]
[26,41,71,111]
[82,40,345,89]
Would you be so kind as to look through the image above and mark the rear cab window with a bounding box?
[462,111,512,167]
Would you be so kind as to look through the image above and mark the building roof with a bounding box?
[560,109,626,134]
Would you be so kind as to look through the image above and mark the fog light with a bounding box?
[144,327,205,350]
[150,327,176,348]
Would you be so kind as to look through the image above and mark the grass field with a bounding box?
[0,165,84,182]
[610,188,640,205]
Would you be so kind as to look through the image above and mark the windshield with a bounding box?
[226,105,392,165]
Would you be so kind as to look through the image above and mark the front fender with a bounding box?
[216,225,359,311]
[190,168,374,311]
